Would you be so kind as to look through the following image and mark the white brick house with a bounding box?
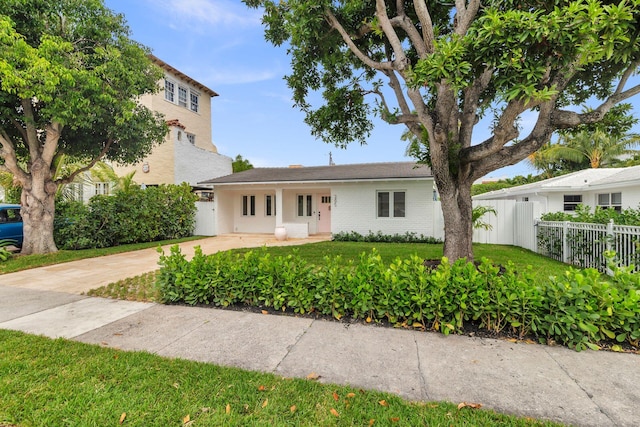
[198,162,436,238]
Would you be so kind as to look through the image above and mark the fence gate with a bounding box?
[194,201,216,236]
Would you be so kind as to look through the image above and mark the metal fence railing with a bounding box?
[536,220,640,273]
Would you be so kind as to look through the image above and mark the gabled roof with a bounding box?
[150,55,219,98]
[474,165,640,199]
[199,162,432,186]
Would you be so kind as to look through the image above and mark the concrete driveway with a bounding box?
[1,233,331,294]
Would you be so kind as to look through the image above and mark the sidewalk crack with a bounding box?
[413,333,430,400]
[543,347,614,424]
[272,319,315,374]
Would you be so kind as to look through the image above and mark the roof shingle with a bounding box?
[199,162,432,185]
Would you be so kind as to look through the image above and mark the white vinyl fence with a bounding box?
[433,200,539,250]
[536,220,640,273]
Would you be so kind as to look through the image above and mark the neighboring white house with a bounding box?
[198,162,436,238]
[473,165,640,214]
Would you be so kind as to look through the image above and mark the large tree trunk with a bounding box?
[19,158,58,255]
[437,176,475,261]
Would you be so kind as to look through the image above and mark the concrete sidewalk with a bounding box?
[1,235,638,426]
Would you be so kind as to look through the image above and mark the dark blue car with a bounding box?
[0,204,23,247]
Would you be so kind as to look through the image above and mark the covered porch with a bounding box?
[212,184,333,238]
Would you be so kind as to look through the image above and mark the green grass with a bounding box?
[0,329,561,427]
[0,236,205,275]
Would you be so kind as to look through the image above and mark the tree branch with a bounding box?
[375,0,409,71]
[384,69,413,117]
[412,0,435,54]
[614,59,640,95]
[454,0,481,36]
[21,98,41,161]
[0,132,29,183]
[470,100,557,179]
[389,14,428,57]
[55,138,114,186]
[42,121,63,166]
[324,8,395,71]
[10,117,28,142]
[460,67,493,148]
[552,83,640,129]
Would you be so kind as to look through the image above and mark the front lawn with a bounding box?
[0,330,561,427]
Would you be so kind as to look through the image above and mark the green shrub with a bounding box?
[157,246,640,351]
[54,183,198,249]
[540,204,640,226]
[332,230,442,243]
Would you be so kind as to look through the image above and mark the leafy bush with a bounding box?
[541,204,640,226]
[55,183,198,249]
[332,230,442,244]
[157,246,640,352]
[0,239,15,262]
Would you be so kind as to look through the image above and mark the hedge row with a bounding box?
[157,246,640,352]
[54,183,198,249]
[332,230,442,244]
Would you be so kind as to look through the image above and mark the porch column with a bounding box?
[275,187,284,227]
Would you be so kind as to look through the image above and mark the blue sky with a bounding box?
[103,0,640,179]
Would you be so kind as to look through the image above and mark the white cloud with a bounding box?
[153,0,261,28]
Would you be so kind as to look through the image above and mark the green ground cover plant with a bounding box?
[156,245,640,352]
[0,330,561,427]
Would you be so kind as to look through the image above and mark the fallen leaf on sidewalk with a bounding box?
[306,372,320,380]
[261,310,268,315]
[457,402,482,410]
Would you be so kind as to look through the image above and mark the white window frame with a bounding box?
[377,190,406,218]
[242,195,256,216]
[597,192,622,212]
[297,194,313,217]
[178,86,188,107]
[563,194,582,211]
[265,195,276,216]
[164,79,175,102]
[95,182,110,196]
[190,91,199,113]
[67,183,84,201]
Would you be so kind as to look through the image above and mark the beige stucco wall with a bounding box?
[114,63,223,185]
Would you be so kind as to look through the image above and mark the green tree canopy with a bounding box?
[246,0,640,260]
[0,0,167,254]
[232,155,254,173]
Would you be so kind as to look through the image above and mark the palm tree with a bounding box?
[54,155,133,201]
[558,130,638,168]
[530,130,640,174]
